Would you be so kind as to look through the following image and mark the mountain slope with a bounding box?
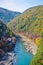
[0,20,17,60]
[0,20,14,39]
[7,5,43,65]
[0,7,21,24]
[30,38,43,65]
[8,5,43,37]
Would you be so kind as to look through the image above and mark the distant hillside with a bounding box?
[8,5,43,37]
[0,7,21,24]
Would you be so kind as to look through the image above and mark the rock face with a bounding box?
[0,7,21,24]
[0,52,15,65]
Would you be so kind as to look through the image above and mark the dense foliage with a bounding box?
[8,5,43,65]
[0,21,13,39]
[30,38,43,65]
[0,21,16,59]
[8,5,43,37]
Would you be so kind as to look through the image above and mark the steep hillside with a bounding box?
[0,7,21,24]
[30,38,43,65]
[0,20,16,60]
[8,5,43,37]
[0,20,14,39]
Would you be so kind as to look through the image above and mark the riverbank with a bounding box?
[18,33,37,55]
[0,33,37,65]
[0,51,15,65]
[13,38,33,65]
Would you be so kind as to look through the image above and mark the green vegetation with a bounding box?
[8,5,43,37]
[0,20,16,59]
[30,38,43,65]
[8,5,43,65]
[0,20,14,39]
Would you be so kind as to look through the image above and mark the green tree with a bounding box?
[30,38,43,65]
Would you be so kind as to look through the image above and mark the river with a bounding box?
[13,39,33,65]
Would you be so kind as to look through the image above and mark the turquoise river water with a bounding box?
[13,40,33,65]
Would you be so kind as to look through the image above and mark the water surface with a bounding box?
[13,40,33,65]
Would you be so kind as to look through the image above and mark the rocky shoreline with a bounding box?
[18,33,37,55]
[23,39,37,55]
[0,51,15,65]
